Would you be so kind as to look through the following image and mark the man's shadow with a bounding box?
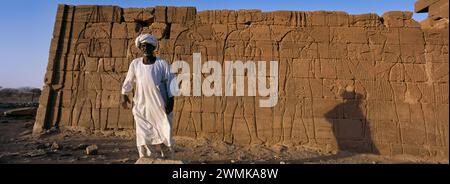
[300,91,379,163]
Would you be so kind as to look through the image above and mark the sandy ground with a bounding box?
[0,115,446,164]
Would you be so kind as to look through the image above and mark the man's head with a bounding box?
[135,34,158,56]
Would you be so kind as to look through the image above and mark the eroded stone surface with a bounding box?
[34,4,449,159]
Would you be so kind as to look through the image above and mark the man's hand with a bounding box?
[121,95,130,109]
[165,97,174,114]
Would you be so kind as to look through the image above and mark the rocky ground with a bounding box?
[0,115,446,164]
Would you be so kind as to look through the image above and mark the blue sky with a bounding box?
[0,0,427,88]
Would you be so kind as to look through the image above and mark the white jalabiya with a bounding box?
[121,57,175,154]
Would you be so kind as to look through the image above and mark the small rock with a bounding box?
[272,145,288,153]
[230,160,236,163]
[86,145,98,155]
[280,161,286,164]
[102,131,114,137]
[51,142,61,150]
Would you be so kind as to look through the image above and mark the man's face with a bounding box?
[139,43,155,56]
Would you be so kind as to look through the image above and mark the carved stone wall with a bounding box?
[34,4,449,158]
[415,0,449,28]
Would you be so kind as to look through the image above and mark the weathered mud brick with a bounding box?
[85,73,102,90]
[84,23,112,39]
[154,6,167,23]
[101,90,121,108]
[196,10,213,24]
[50,38,72,55]
[367,100,396,121]
[89,39,112,57]
[346,43,372,61]
[126,22,144,39]
[434,83,449,104]
[429,62,449,83]
[389,82,406,101]
[201,113,216,133]
[358,80,394,100]
[326,11,350,27]
[292,59,314,78]
[313,99,343,118]
[248,25,270,41]
[106,108,119,129]
[228,117,251,144]
[123,7,155,22]
[403,104,429,145]
[315,59,339,79]
[318,43,347,59]
[424,28,449,45]
[310,11,327,26]
[404,64,428,82]
[314,118,336,139]
[115,58,130,72]
[52,18,71,39]
[400,44,426,63]
[112,23,127,39]
[73,5,122,23]
[55,4,74,22]
[61,89,73,108]
[330,27,367,44]
[58,107,72,127]
[269,11,291,26]
[399,28,425,45]
[367,28,397,45]
[382,11,411,28]
[111,39,128,58]
[97,58,113,72]
[336,59,355,80]
[167,6,196,24]
[425,44,449,63]
[35,4,450,158]
[290,78,315,98]
[342,99,367,119]
[349,13,383,27]
[148,22,169,39]
[118,108,134,129]
[335,119,365,140]
[421,103,444,147]
[427,0,449,19]
[101,73,122,90]
[99,108,109,130]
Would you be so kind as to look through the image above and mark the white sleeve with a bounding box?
[121,60,135,95]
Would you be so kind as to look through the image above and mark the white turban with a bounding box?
[135,34,158,48]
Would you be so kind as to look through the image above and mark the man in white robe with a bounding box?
[121,34,175,159]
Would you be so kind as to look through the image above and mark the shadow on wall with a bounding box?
[302,91,380,163]
[325,91,379,155]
